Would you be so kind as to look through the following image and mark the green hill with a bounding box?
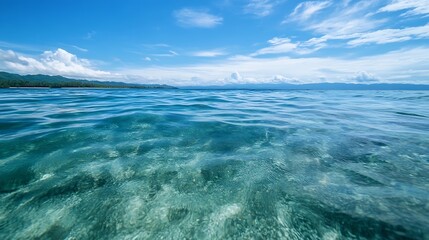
[0,72,175,89]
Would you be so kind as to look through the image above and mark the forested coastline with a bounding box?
[0,72,174,89]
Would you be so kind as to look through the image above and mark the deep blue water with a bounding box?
[0,89,428,239]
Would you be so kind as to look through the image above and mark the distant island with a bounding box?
[2,71,428,90]
[184,82,429,90]
[0,72,175,89]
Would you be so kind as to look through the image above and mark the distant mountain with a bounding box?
[0,72,175,89]
[183,82,429,90]
[3,71,427,90]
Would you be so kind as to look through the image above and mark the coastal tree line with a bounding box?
[0,72,173,89]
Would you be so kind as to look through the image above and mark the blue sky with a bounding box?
[0,0,428,86]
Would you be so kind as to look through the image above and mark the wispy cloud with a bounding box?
[0,41,43,52]
[119,47,429,85]
[72,45,88,52]
[305,1,384,35]
[347,24,429,46]
[287,1,332,22]
[0,48,113,79]
[191,49,227,57]
[281,0,429,51]
[3,46,428,86]
[379,0,429,16]
[174,8,223,28]
[251,37,323,56]
[281,0,393,51]
[136,44,177,59]
[142,43,170,49]
[302,23,429,48]
[252,38,298,56]
[244,0,279,17]
[151,50,179,57]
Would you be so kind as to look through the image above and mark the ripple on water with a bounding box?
[0,89,428,239]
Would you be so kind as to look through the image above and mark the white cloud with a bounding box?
[281,0,383,53]
[0,48,113,79]
[244,0,279,17]
[192,49,227,57]
[306,1,385,36]
[272,74,298,83]
[288,1,332,22]
[283,1,429,50]
[288,1,429,49]
[379,0,429,16]
[252,37,324,56]
[72,45,88,52]
[306,24,429,47]
[118,47,429,86]
[276,1,388,53]
[142,43,170,48]
[151,50,179,57]
[0,41,42,52]
[351,72,379,83]
[347,24,429,46]
[144,57,152,61]
[252,38,298,56]
[174,8,223,28]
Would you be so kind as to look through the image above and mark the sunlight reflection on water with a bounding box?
[0,89,428,239]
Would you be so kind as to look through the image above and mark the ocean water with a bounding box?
[0,89,428,239]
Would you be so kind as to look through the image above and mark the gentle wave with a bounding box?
[0,89,428,239]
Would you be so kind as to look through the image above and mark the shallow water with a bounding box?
[0,89,428,239]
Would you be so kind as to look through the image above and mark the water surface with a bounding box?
[0,89,428,239]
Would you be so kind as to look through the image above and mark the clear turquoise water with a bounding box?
[0,89,428,239]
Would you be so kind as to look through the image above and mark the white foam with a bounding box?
[40,173,54,181]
